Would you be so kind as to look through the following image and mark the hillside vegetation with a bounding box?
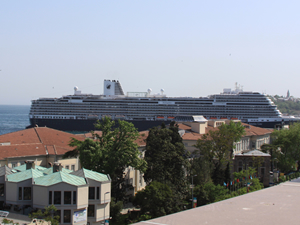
[275,100,300,115]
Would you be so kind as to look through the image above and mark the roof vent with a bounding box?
[25,160,35,170]
[53,162,62,173]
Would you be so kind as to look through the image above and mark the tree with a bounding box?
[269,123,300,173]
[194,121,245,185]
[29,205,60,225]
[64,117,147,201]
[143,122,190,210]
[109,197,124,224]
[133,181,174,218]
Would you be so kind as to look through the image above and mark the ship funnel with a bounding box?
[104,80,124,96]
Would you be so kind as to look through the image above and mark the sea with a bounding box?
[0,105,31,135]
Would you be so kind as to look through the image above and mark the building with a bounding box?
[1,161,111,225]
[178,117,272,155]
[0,127,85,170]
[177,117,272,185]
[234,150,271,187]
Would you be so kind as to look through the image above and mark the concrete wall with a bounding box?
[77,185,89,207]
[95,202,110,222]
[32,185,47,208]
[100,182,111,204]
[5,182,18,203]
[191,122,207,134]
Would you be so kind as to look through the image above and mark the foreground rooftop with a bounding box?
[133,178,300,225]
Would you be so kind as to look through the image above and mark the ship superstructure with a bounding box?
[28,80,293,131]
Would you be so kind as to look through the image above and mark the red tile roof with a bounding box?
[180,123,272,141]
[0,127,85,160]
[0,143,46,160]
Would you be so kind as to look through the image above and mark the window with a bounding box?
[89,187,95,199]
[55,210,61,224]
[0,184,4,197]
[73,191,76,204]
[49,191,52,204]
[64,191,71,204]
[11,162,17,168]
[261,168,265,176]
[71,165,75,171]
[88,205,95,217]
[139,173,143,184]
[96,187,99,200]
[18,187,22,200]
[65,165,69,170]
[23,187,31,200]
[63,210,71,223]
[54,191,61,204]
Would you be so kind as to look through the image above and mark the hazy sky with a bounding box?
[1,1,300,105]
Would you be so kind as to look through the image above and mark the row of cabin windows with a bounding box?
[49,191,76,205]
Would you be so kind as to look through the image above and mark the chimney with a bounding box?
[191,121,207,134]
[53,162,62,173]
[25,160,35,170]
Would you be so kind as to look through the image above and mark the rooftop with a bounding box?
[0,127,85,160]
[71,168,109,182]
[133,179,300,225]
[34,171,87,186]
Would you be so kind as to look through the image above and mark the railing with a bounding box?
[0,210,9,217]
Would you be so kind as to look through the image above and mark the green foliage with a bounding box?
[279,175,286,183]
[109,198,124,224]
[2,219,15,224]
[144,122,190,208]
[270,122,300,173]
[29,205,60,225]
[194,121,245,185]
[193,182,228,206]
[192,168,263,208]
[133,181,175,218]
[233,167,257,180]
[65,117,147,200]
[276,100,300,115]
[189,156,212,186]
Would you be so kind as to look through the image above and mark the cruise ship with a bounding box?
[27,80,297,131]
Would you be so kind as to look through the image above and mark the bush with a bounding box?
[279,175,286,183]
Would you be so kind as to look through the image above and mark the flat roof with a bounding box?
[133,178,300,225]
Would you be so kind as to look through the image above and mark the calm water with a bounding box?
[0,105,30,135]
